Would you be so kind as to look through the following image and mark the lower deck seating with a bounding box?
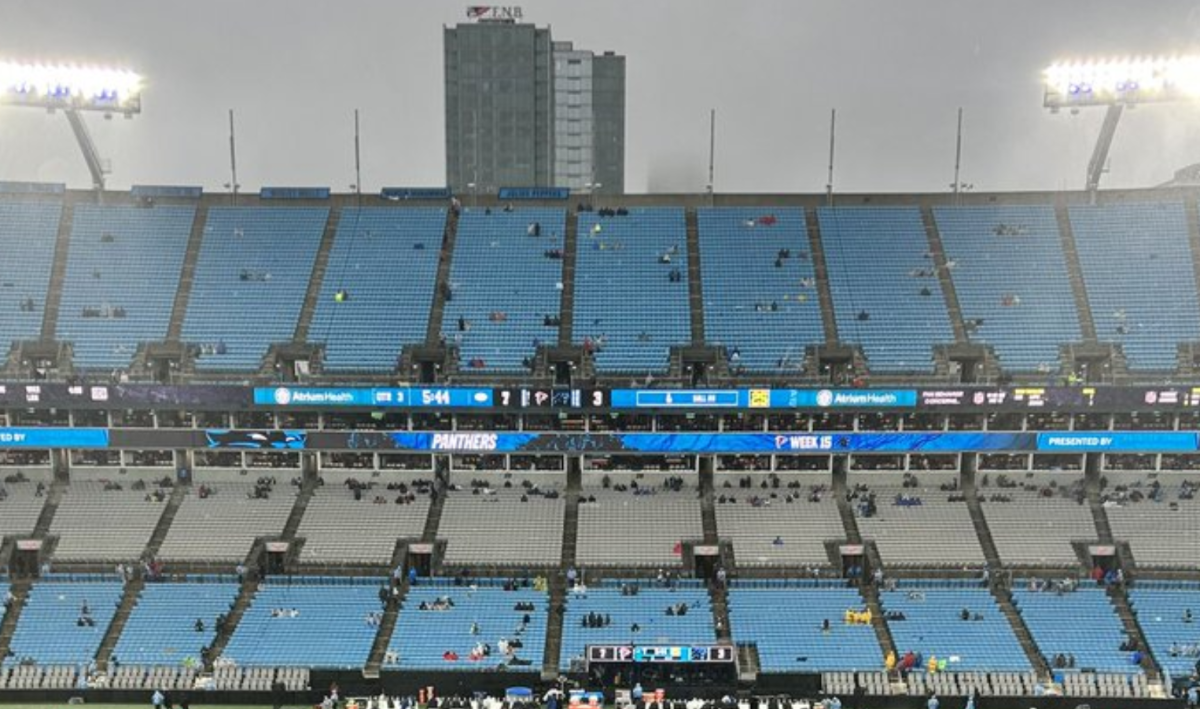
[389,580,548,671]
[113,581,239,667]
[222,579,382,668]
[1012,585,1138,673]
[0,665,78,690]
[1128,583,1200,681]
[729,583,881,672]
[108,665,197,691]
[560,582,713,670]
[7,580,123,666]
[882,583,1029,672]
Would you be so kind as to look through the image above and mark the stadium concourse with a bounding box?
[1,185,1200,709]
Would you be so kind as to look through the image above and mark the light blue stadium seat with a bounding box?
[309,208,445,372]
[182,207,328,371]
[559,582,712,670]
[390,580,548,672]
[222,579,381,668]
[113,581,239,667]
[934,206,1080,371]
[1012,585,1139,673]
[819,207,953,372]
[0,201,61,354]
[441,209,565,372]
[1070,203,1200,371]
[882,584,1029,672]
[699,209,823,372]
[574,208,690,373]
[1128,585,1200,681]
[7,581,123,666]
[728,584,881,672]
[56,205,194,369]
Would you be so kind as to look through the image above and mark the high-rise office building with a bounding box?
[444,15,624,194]
[552,42,626,194]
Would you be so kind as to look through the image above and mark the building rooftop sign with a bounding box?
[467,5,523,22]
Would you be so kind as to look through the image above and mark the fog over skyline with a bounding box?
[3,0,1200,195]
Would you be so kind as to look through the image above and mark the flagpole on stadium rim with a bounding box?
[953,107,963,206]
[826,108,836,207]
[707,108,716,207]
[354,109,363,208]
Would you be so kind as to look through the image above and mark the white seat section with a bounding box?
[713,474,842,567]
[977,474,1095,566]
[158,482,294,562]
[0,480,48,538]
[298,475,431,565]
[1102,472,1200,568]
[853,473,984,567]
[439,473,565,566]
[576,474,701,567]
[49,481,168,561]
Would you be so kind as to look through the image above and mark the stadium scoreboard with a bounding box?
[587,645,735,665]
[7,382,1200,413]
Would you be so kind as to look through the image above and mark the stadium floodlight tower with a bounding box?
[1044,56,1200,196]
[0,60,142,192]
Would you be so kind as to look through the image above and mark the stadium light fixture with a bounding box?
[1043,55,1200,194]
[0,60,143,193]
[0,60,142,115]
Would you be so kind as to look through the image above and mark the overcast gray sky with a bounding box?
[3,0,1200,194]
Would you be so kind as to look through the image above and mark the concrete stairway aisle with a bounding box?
[280,481,316,541]
[685,209,706,344]
[166,203,209,342]
[143,485,188,560]
[700,460,718,544]
[32,480,66,538]
[962,466,1004,570]
[1108,585,1162,681]
[804,207,840,344]
[39,198,76,341]
[1086,467,1115,544]
[205,577,259,671]
[542,489,579,679]
[421,477,448,544]
[990,583,1052,679]
[557,211,579,345]
[364,542,410,678]
[425,209,460,343]
[920,206,968,343]
[1054,202,1098,342]
[862,580,898,669]
[95,576,145,671]
[293,206,342,343]
[0,580,33,665]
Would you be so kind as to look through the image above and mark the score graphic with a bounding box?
[587,645,735,664]
[493,389,608,409]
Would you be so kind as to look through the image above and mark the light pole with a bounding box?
[1043,56,1200,196]
[0,60,142,194]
